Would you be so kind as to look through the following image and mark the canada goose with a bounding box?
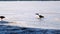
[36,13,44,18]
[0,16,5,21]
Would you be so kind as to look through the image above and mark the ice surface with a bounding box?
[0,1,60,29]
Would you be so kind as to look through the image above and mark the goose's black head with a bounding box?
[36,13,39,15]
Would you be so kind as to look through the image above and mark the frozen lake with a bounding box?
[0,1,60,29]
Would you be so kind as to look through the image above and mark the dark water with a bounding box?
[0,25,60,34]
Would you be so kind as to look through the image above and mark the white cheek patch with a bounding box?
[35,15,39,18]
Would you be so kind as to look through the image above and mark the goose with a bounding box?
[0,16,5,21]
[36,13,44,18]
